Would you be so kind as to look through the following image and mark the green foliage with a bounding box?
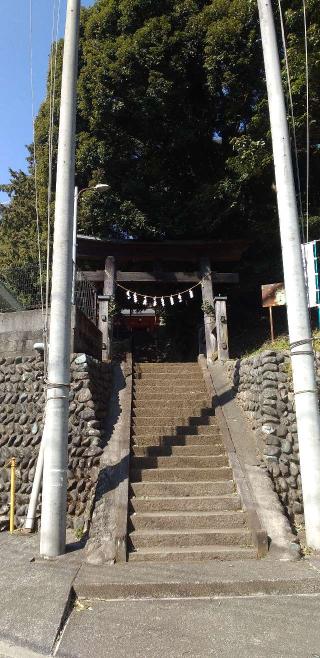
[201,300,215,317]
[74,526,85,540]
[0,167,44,268]
[108,296,121,317]
[0,0,319,270]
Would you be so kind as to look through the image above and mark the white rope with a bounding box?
[277,0,304,240]
[29,0,45,317]
[302,0,310,242]
[116,280,202,307]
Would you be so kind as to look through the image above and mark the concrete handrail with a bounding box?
[85,350,133,564]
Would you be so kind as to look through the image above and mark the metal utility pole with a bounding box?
[40,0,80,557]
[257,0,320,548]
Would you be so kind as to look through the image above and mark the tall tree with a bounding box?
[0,0,319,272]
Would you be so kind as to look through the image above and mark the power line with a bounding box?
[302,0,310,242]
[29,0,44,317]
[44,0,62,372]
[277,0,304,240]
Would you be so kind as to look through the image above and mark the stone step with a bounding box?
[135,374,204,382]
[131,429,221,441]
[128,546,256,562]
[134,377,204,386]
[130,480,235,497]
[132,416,217,429]
[132,424,218,436]
[132,431,222,444]
[133,392,209,401]
[133,400,210,410]
[131,427,220,438]
[133,400,211,409]
[76,560,320,597]
[132,434,224,447]
[131,455,229,470]
[129,510,247,531]
[134,384,207,394]
[129,527,252,549]
[130,466,233,482]
[132,425,221,438]
[132,444,224,457]
[133,407,213,419]
[130,494,241,513]
[132,410,215,421]
[134,373,202,380]
[135,363,199,371]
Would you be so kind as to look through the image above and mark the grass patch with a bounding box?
[242,334,289,358]
[240,330,320,358]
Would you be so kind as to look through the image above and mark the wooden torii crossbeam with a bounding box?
[85,271,239,284]
[76,237,248,263]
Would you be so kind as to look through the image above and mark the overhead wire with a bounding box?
[302,0,310,242]
[277,0,312,315]
[29,0,45,317]
[44,0,62,372]
[277,0,304,242]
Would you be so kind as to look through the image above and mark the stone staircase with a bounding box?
[128,362,257,562]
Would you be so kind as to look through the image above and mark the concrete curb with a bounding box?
[74,559,320,600]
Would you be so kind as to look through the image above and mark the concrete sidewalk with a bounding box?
[0,531,83,655]
[2,594,320,658]
[57,594,320,658]
[1,530,320,657]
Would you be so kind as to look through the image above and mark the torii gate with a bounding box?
[76,238,249,361]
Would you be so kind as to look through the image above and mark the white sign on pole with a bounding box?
[302,241,320,308]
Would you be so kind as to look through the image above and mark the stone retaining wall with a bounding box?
[0,353,111,530]
[225,350,306,523]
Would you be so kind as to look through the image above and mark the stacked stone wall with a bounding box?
[225,350,312,523]
[0,353,111,530]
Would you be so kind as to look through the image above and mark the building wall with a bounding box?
[0,307,102,359]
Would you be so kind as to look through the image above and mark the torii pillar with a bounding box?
[200,257,216,362]
[99,256,116,361]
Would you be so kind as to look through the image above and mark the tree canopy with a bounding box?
[0,0,319,273]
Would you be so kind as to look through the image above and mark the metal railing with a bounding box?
[0,263,46,312]
[0,262,97,324]
[74,268,97,323]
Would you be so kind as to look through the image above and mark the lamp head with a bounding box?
[94,183,110,191]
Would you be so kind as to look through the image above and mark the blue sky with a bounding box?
[0,0,94,203]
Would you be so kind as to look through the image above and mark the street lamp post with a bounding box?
[72,183,110,304]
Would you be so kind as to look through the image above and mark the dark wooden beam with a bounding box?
[85,271,239,284]
[119,271,199,283]
[76,238,249,263]
[212,273,239,284]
